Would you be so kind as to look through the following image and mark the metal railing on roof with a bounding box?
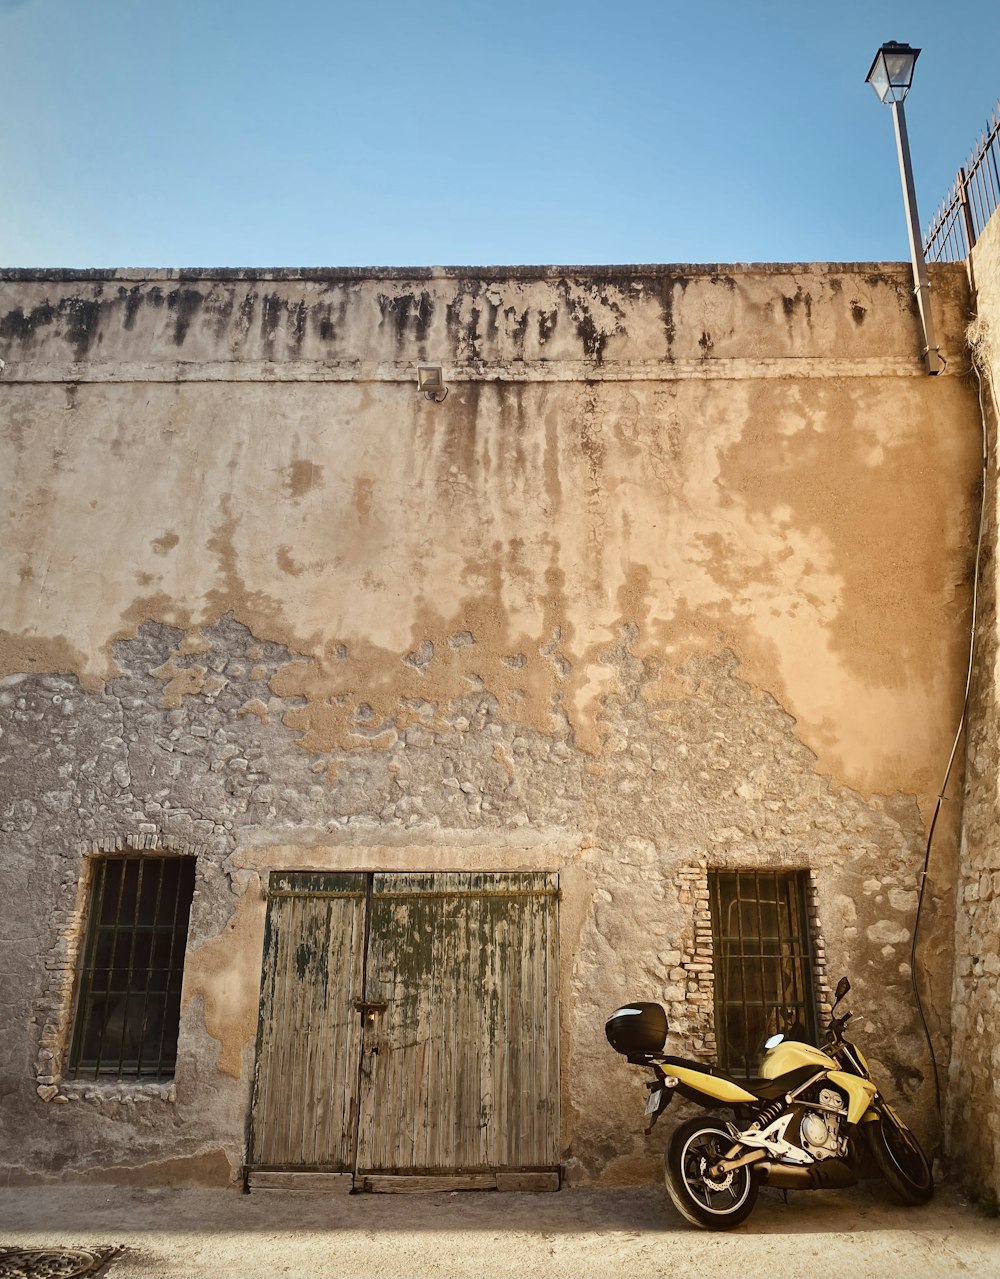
[924,101,1000,262]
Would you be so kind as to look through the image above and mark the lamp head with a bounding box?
[865,40,920,104]
[417,365,448,402]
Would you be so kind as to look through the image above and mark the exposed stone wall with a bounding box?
[952,211,1000,1204]
[0,263,982,1185]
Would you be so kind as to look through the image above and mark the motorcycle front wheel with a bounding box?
[664,1115,759,1230]
[866,1109,933,1205]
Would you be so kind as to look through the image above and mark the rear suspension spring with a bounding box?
[751,1098,786,1131]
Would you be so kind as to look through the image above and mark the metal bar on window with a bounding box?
[750,872,766,1073]
[709,873,722,1067]
[136,858,167,1077]
[70,858,107,1080]
[117,858,144,1076]
[93,859,129,1077]
[732,873,749,1075]
[155,860,191,1076]
[798,875,818,1037]
[774,872,790,1032]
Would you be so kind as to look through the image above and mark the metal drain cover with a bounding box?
[0,1248,120,1279]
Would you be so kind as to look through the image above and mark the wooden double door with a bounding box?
[248,871,560,1191]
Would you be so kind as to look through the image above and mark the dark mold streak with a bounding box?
[288,300,307,352]
[315,307,336,342]
[260,292,283,357]
[644,275,692,354]
[0,300,57,344]
[166,288,205,346]
[0,294,104,361]
[781,287,813,325]
[119,286,144,332]
[556,279,628,363]
[237,292,256,338]
[204,289,235,341]
[504,306,530,348]
[62,296,102,361]
[376,291,436,351]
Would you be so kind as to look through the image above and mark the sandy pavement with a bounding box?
[1,1180,999,1278]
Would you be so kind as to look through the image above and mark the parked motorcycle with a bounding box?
[606,977,933,1229]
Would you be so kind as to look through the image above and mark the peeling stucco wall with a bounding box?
[0,262,981,1185]
[952,211,1000,1206]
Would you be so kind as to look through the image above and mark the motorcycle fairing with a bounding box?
[826,1069,877,1124]
[659,1062,757,1104]
[760,1039,838,1078]
[658,1058,826,1108]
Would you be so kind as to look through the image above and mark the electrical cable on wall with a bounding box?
[910,329,995,1126]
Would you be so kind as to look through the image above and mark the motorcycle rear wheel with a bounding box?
[664,1115,759,1230]
[866,1110,933,1205]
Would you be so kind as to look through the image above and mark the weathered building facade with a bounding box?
[0,258,985,1189]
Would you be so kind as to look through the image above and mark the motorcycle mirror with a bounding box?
[764,1033,785,1050]
[834,976,851,1004]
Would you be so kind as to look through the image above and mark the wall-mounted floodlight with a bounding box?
[417,365,448,402]
[865,40,944,375]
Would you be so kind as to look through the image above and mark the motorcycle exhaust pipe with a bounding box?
[757,1158,858,1190]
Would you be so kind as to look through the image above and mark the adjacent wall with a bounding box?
[0,262,981,1184]
[953,212,1000,1205]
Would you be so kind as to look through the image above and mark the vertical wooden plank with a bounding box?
[477,885,495,1171]
[455,875,475,1168]
[249,898,280,1163]
[427,883,445,1171]
[256,893,298,1165]
[547,876,561,1161]
[303,900,333,1167]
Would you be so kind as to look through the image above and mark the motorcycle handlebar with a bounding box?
[826,1010,854,1042]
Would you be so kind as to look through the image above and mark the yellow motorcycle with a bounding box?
[606,977,933,1229]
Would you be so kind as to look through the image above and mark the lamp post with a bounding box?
[865,41,944,375]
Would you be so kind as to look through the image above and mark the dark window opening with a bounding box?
[709,869,818,1078]
[69,855,196,1080]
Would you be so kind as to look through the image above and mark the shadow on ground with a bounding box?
[1,1180,998,1279]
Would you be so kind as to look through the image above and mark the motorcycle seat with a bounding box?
[660,1056,823,1101]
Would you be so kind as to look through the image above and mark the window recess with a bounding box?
[709,869,818,1078]
[69,855,196,1080]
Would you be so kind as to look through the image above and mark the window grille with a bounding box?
[69,856,196,1080]
[709,870,818,1078]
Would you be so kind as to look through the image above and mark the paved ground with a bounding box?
[1,1180,999,1278]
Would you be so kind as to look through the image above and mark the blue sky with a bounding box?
[0,0,997,267]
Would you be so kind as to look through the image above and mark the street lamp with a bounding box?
[865,41,944,375]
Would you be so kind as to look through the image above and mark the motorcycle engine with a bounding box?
[799,1088,847,1160]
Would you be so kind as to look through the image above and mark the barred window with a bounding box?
[69,856,196,1080]
[709,870,818,1077]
